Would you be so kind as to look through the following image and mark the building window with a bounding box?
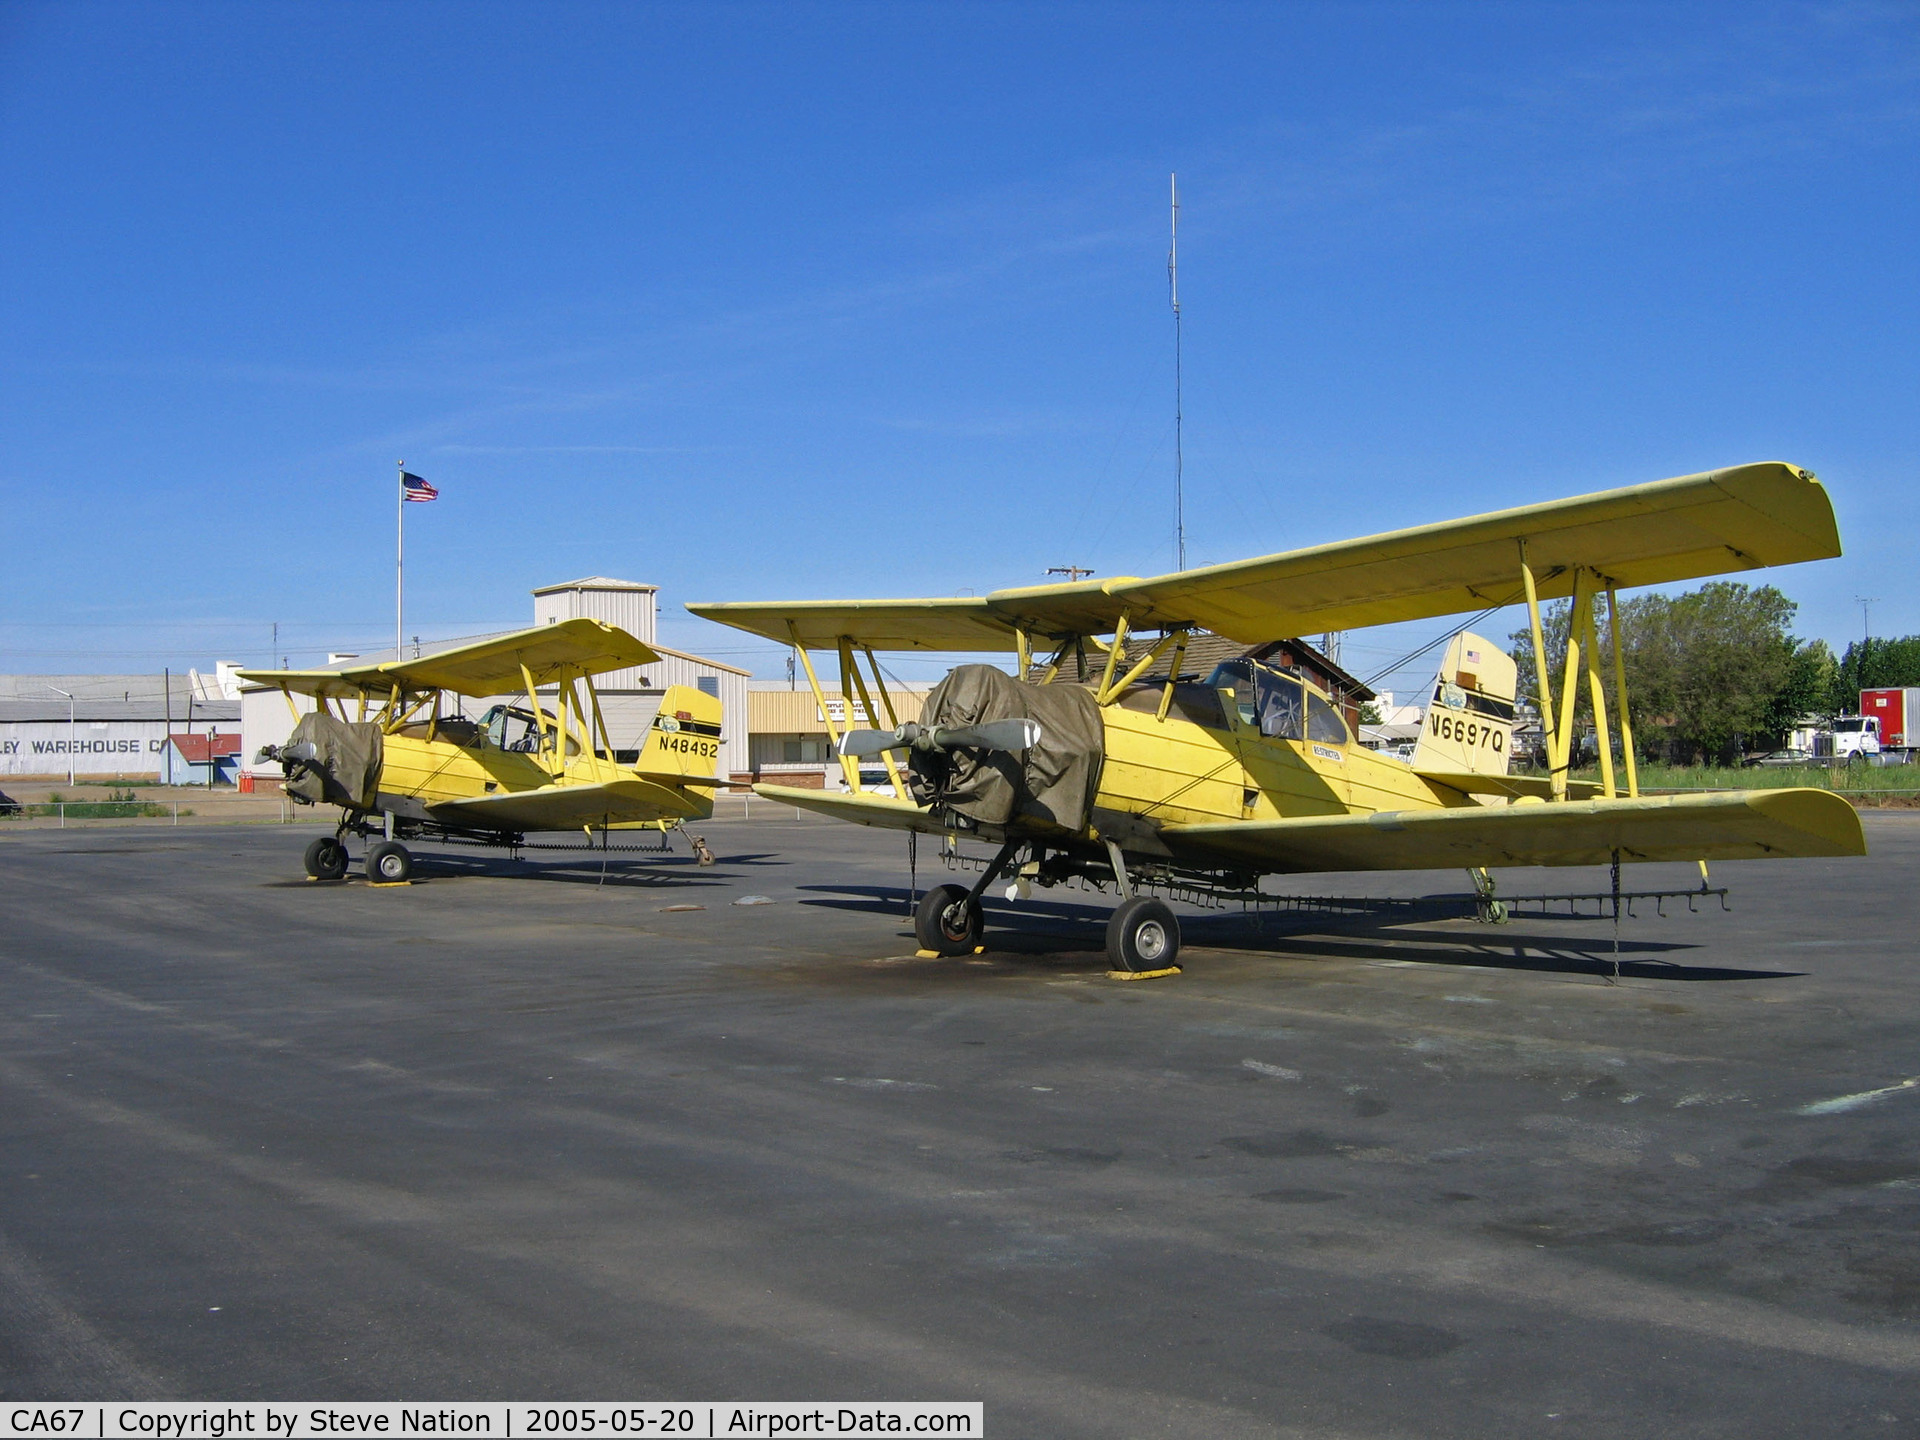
[783,740,802,763]
[697,677,719,697]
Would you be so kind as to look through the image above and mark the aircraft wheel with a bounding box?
[303,836,348,881]
[367,840,413,884]
[1107,896,1180,973]
[914,883,981,956]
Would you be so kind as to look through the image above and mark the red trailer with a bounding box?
[1861,688,1920,757]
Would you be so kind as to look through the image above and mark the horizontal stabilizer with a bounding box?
[1420,772,1604,801]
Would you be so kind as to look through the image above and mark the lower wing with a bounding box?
[1162,788,1865,874]
[430,778,707,832]
[752,783,937,833]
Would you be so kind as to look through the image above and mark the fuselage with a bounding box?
[1093,682,1463,831]
[376,731,711,829]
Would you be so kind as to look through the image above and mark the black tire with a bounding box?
[1106,896,1180,972]
[367,840,413,884]
[303,836,348,881]
[914,883,981,955]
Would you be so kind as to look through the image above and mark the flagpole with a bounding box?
[396,460,405,662]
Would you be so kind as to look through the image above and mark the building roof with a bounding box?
[531,576,660,594]
[166,732,243,762]
[0,699,241,723]
[650,641,750,677]
[0,674,239,704]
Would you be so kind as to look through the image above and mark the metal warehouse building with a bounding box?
[0,667,242,780]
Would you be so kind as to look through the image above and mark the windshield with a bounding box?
[1203,660,1341,743]
[479,703,548,752]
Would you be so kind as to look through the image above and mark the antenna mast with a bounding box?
[1169,172,1185,572]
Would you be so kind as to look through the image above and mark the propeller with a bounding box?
[838,718,1042,758]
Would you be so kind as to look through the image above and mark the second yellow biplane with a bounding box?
[691,461,1866,972]
[239,618,725,883]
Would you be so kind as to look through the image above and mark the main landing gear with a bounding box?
[303,835,348,881]
[301,827,414,884]
[913,836,1183,976]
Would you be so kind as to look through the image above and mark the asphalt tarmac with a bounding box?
[2,809,1917,1438]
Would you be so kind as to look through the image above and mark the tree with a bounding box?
[1830,636,1920,712]
[1508,581,1812,764]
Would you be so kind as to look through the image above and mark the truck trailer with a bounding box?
[1861,687,1920,762]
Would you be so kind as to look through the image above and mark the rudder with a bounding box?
[635,685,723,780]
[1411,632,1517,778]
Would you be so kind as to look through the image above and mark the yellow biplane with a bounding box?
[239,618,725,883]
[690,461,1866,972]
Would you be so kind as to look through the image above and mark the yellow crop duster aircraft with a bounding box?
[238,619,725,884]
[691,462,1865,973]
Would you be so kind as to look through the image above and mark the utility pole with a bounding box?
[1047,566,1096,582]
[1856,596,1880,645]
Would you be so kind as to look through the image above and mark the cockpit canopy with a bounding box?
[1203,659,1351,745]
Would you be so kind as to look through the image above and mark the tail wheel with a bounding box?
[1107,896,1180,973]
[303,836,348,881]
[367,840,413,884]
[914,883,981,956]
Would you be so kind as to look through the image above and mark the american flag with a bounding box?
[402,472,438,502]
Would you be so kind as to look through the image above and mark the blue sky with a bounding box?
[2,1,1915,691]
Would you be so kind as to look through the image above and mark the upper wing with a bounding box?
[1109,461,1839,642]
[682,597,1014,651]
[428,776,699,832]
[237,619,659,698]
[688,462,1838,650]
[1161,788,1864,874]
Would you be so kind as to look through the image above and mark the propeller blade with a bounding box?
[929,718,1043,753]
[837,728,908,757]
[838,718,1044,758]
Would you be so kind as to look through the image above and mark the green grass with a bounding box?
[4,796,185,819]
[1524,762,1920,794]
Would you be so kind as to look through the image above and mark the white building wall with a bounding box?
[533,581,658,643]
[0,722,171,777]
[240,687,319,779]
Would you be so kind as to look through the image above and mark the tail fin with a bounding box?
[1411,631,1518,778]
[634,685,724,781]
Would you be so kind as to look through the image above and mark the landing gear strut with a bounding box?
[1102,839,1181,973]
[303,835,348,881]
[367,840,413,884]
[914,838,1021,956]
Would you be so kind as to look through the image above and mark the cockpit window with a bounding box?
[1256,674,1305,740]
[479,704,549,753]
[1306,692,1349,745]
[1205,659,1308,740]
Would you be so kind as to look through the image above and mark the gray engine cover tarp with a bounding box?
[909,664,1103,831]
[284,713,383,809]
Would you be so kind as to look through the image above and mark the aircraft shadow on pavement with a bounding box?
[372,850,758,889]
[796,883,1803,983]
